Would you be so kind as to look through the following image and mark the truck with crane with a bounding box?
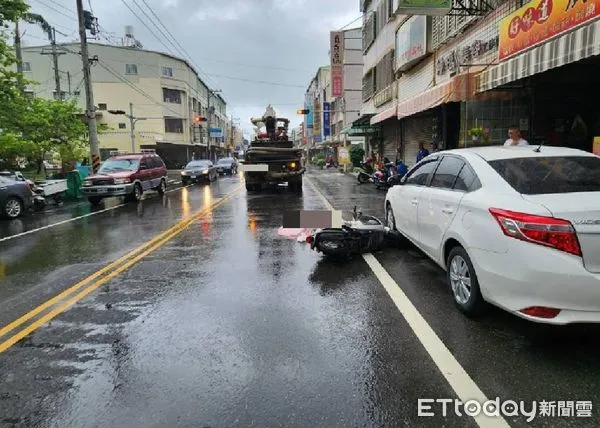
[241,105,305,193]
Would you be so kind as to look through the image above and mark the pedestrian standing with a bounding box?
[504,126,529,146]
[416,142,429,163]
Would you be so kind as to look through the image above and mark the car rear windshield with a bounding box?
[218,158,232,164]
[99,159,139,173]
[187,161,210,168]
[488,156,600,194]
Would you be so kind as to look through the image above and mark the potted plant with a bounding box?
[468,127,485,143]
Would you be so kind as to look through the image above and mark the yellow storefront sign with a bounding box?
[498,0,600,60]
[338,147,350,165]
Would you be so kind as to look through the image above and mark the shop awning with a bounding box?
[397,73,475,119]
[371,103,398,125]
[476,19,600,93]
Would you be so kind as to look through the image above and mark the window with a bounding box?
[430,156,465,189]
[375,50,394,92]
[405,159,439,186]
[163,88,181,104]
[99,159,140,173]
[98,103,107,110]
[362,68,376,101]
[454,164,480,192]
[363,11,376,52]
[488,156,600,195]
[162,66,173,77]
[118,123,126,129]
[22,62,31,72]
[125,64,138,75]
[164,118,183,133]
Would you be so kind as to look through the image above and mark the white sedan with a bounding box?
[385,145,600,325]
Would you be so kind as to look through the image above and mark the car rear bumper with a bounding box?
[469,245,600,324]
[82,183,134,197]
[182,173,210,181]
[244,168,305,182]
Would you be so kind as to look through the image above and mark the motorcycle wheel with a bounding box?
[357,173,369,184]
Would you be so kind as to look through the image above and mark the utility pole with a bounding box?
[108,103,147,153]
[14,21,24,93]
[41,27,66,99]
[77,0,100,172]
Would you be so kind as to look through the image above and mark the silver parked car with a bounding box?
[0,176,34,219]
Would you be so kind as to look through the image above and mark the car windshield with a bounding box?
[218,158,232,164]
[187,161,211,169]
[99,158,139,173]
[488,156,600,194]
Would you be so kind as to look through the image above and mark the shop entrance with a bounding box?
[532,55,600,152]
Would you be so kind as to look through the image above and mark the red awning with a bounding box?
[397,73,476,119]
[370,103,398,125]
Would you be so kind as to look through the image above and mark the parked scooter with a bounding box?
[373,161,398,189]
[356,158,375,184]
[306,206,394,258]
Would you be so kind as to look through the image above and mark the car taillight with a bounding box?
[489,208,581,256]
[306,235,314,244]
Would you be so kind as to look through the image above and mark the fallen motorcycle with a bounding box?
[306,206,396,258]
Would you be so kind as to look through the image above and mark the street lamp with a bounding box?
[108,102,147,152]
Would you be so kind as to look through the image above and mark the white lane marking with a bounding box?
[0,185,191,243]
[304,176,510,428]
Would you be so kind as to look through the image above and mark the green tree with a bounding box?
[349,145,365,167]
[18,98,87,171]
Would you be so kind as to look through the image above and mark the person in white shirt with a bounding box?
[504,127,529,146]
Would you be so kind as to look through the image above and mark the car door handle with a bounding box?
[411,198,418,206]
[442,207,454,214]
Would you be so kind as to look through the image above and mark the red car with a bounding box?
[82,150,168,205]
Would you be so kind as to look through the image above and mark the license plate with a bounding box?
[191,175,196,179]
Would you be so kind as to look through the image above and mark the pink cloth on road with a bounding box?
[277,227,315,242]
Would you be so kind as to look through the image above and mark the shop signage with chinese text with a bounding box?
[330,31,344,66]
[436,36,499,76]
[323,102,331,137]
[331,66,344,97]
[313,100,322,141]
[499,0,600,60]
[305,92,313,137]
[395,16,430,71]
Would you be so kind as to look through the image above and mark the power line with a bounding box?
[135,0,219,88]
[338,15,363,30]
[118,0,178,57]
[47,0,73,14]
[30,0,77,21]
[202,73,306,88]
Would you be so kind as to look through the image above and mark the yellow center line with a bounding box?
[0,186,242,344]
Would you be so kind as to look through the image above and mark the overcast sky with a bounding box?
[21,0,362,137]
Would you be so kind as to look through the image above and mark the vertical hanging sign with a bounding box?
[330,31,344,98]
[323,102,331,137]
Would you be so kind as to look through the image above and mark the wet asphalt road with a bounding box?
[0,168,598,427]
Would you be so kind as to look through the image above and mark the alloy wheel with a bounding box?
[5,199,22,218]
[449,255,471,305]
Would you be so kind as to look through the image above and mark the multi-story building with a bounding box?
[359,0,600,166]
[303,66,331,158]
[331,27,366,152]
[302,27,367,162]
[19,42,228,167]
